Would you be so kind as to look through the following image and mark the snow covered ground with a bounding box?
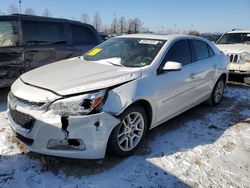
[0,84,249,188]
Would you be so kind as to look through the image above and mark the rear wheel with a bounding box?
[207,77,225,106]
[107,105,148,157]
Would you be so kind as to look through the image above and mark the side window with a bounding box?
[164,40,191,65]
[23,21,66,45]
[208,44,215,57]
[191,40,210,61]
[71,24,98,44]
[0,21,19,47]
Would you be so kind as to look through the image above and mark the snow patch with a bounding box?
[0,85,250,187]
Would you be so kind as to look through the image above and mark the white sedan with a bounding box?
[7,34,228,159]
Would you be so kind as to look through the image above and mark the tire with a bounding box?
[244,76,250,85]
[207,77,225,106]
[107,105,148,157]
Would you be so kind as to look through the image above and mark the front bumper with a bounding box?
[7,101,120,159]
[228,62,250,76]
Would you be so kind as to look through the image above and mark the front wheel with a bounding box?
[107,105,148,157]
[207,77,225,106]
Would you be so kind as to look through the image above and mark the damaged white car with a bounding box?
[7,34,228,159]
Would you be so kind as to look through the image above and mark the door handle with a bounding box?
[189,72,202,79]
[189,73,196,79]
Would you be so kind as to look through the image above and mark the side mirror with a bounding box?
[162,61,182,71]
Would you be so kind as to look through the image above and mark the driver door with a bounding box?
[153,39,198,123]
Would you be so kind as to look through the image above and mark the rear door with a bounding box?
[0,19,24,87]
[22,20,73,70]
[188,39,216,101]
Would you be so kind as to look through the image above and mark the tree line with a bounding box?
[1,4,203,36]
[86,13,144,34]
[1,4,144,34]
[1,5,51,17]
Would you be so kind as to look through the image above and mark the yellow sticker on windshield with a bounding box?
[87,48,102,56]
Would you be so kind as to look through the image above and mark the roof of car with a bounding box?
[0,14,91,26]
[227,30,250,34]
[118,33,203,41]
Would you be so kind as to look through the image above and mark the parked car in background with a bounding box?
[216,30,250,84]
[8,34,228,159]
[0,14,102,88]
[201,33,222,43]
[98,32,111,41]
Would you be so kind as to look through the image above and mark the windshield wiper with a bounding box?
[106,61,125,67]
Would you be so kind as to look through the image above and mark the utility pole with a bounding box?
[19,0,22,14]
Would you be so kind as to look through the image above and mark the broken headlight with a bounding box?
[49,90,107,116]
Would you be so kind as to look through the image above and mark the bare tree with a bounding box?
[133,18,142,33]
[110,15,118,34]
[118,16,127,34]
[127,19,134,34]
[126,18,142,34]
[93,12,102,32]
[24,8,36,15]
[104,24,108,34]
[8,5,19,14]
[80,13,89,24]
[42,8,51,17]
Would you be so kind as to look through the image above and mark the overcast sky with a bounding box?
[1,0,250,33]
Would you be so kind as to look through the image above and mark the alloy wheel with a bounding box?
[117,112,144,151]
[214,80,224,103]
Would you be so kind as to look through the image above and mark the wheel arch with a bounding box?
[219,73,227,83]
[124,99,153,130]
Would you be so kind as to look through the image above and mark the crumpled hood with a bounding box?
[217,44,250,54]
[20,58,142,96]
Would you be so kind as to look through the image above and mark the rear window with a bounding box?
[191,40,210,61]
[208,45,215,57]
[0,21,19,47]
[71,24,98,44]
[23,21,66,45]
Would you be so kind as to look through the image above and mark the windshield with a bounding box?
[0,21,19,47]
[216,33,250,44]
[84,37,166,67]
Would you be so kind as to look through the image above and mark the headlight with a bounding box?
[240,52,250,62]
[49,90,107,116]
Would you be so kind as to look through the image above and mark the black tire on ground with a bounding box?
[207,76,225,106]
[107,105,148,157]
[244,76,250,85]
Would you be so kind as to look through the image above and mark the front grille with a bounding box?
[9,108,35,130]
[10,92,45,107]
[13,130,34,146]
[229,54,239,63]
